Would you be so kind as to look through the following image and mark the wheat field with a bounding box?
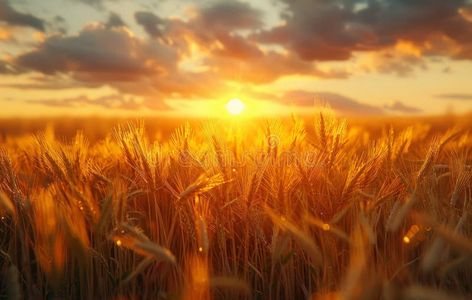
[1,113,472,299]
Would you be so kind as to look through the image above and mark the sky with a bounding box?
[1,0,472,117]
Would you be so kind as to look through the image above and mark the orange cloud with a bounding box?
[0,26,12,41]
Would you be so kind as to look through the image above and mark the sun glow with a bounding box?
[226,98,245,115]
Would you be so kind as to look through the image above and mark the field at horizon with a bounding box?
[1,112,471,142]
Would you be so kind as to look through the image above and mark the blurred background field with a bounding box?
[1,113,471,142]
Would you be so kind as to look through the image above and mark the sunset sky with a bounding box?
[1,0,472,117]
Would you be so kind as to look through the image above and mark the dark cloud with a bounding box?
[50,15,68,34]
[189,1,264,57]
[255,0,472,63]
[135,11,164,38]
[0,0,45,31]
[106,12,126,29]
[436,93,472,101]
[256,0,357,61]
[281,91,384,115]
[15,24,177,81]
[197,1,263,30]
[383,101,422,113]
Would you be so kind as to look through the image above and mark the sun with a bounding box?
[226,98,245,115]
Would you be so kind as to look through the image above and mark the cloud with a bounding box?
[436,93,472,101]
[135,1,264,49]
[205,52,348,84]
[281,90,384,115]
[50,16,68,34]
[0,60,19,74]
[15,23,178,81]
[11,22,209,102]
[0,26,13,41]
[359,45,427,76]
[0,60,11,73]
[197,1,263,30]
[106,12,126,29]
[0,0,45,31]
[0,77,102,90]
[8,17,233,99]
[135,1,263,54]
[27,94,169,110]
[383,101,422,113]
[135,11,164,38]
[255,0,472,64]
[70,0,117,9]
[256,0,356,61]
[152,1,341,83]
[459,7,472,22]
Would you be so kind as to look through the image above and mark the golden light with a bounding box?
[226,98,245,115]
